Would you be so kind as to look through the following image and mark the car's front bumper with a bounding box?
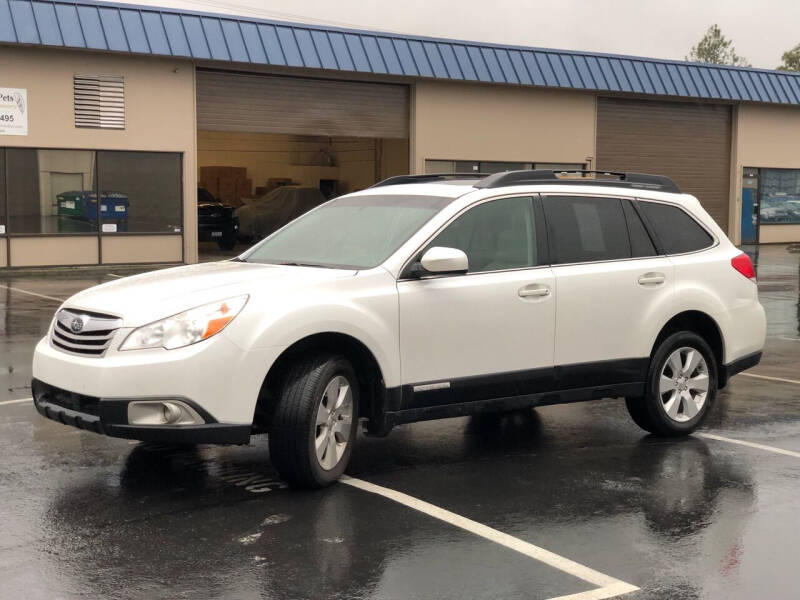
[32,379,252,444]
[32,330,287,432]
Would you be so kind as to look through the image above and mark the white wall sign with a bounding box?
[0,88,28,136]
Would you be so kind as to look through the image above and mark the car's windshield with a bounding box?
[242,194,454,269]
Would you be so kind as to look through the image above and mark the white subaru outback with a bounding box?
[32,170,766,488]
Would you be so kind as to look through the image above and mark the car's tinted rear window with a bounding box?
[639,201,714,254]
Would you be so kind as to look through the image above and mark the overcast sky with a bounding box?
[122,0,800,70]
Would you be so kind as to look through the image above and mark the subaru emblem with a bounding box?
[70,318,84,333]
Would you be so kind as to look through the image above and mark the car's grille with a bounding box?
[51,309,123,357]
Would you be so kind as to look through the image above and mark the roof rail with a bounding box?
[473,170,681,193]
[370,173,488,188]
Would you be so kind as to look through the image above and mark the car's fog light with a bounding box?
[127,400,205,426]
[162,402,182,424]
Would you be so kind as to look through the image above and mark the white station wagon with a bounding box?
[33,170,766,487]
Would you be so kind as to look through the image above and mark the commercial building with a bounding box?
[1,0,800,267]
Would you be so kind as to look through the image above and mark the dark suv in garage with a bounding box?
[197,187,238,250]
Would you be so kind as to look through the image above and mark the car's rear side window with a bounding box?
[638,201,714,254]
[542,196,630,264]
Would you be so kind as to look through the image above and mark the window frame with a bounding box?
[398,193,549,280]
[634,197,718,257]
[0,145,184,239]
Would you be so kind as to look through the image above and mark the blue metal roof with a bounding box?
[3,0,800,105]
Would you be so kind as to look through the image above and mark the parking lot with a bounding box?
[0,244,798,600]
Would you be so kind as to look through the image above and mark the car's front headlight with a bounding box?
[120,295,249,351]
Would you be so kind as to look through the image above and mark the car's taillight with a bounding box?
[731,252,756,282]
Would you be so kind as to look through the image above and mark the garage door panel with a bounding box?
[196,71,408,138]
[596,98,731,232]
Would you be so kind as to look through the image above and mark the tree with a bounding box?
[686,24,751,67]
[777,44,800,71]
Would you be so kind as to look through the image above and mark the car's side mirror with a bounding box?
[417,246,469,275]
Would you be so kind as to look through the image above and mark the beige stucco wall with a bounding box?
[9,236,98,266]
[101,235,182,264]
[411,81,596,172]
[0,46,197,265]
[733,103,800,244]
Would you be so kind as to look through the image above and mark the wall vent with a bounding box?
[74,75,125,129]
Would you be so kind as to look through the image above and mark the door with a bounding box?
[398,196,555,409]
[542,195,674,386]
[196,71,408,138]
[596,97,732,232]
[741,168,759,244]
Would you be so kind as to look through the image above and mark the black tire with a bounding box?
[626,331,717,436]
[217,237,236,251]
[268,354,359,488]
[624,396,655,433]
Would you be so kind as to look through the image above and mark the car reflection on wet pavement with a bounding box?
[1,244,799,599]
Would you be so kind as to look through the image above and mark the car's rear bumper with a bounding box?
[32,379,251,444]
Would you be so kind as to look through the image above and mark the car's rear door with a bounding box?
[542,194,674,389]
[397,195,556,410]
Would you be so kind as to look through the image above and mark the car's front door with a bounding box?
[397,195,555,410]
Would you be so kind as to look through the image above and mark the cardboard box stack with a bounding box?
[199,166,252,207]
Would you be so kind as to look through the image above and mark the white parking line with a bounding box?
[341,476,638,599]
[698,432,800,459]
[0,397,33,407]
[740,372,800,386]
[0,284,64,303]
[107,273,123,278]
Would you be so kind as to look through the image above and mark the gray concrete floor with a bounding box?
[1,245,799,599]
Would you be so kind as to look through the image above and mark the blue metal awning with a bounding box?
[2,0,800,105]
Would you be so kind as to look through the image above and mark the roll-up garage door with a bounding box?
[596,98,732,232]
[196,71,408,138]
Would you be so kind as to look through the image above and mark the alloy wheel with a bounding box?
[659,347,710,423]
[314,375,354,470]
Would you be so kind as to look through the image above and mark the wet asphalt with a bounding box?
[1,244,799,600]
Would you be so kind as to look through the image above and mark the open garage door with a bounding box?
[596,98,732,232]
[194,70,409,260]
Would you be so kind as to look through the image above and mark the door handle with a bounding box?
[518,284,550,298]
[638,272,665,286]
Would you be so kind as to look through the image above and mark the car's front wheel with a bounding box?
[626,331,717,436]
[268,354,358,488]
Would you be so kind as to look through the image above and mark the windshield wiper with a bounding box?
[273,261,337,269]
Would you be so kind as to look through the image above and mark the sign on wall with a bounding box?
[0,88,28,136]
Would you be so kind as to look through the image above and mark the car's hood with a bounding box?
[64,261,357,326]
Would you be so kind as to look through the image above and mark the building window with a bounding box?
[425,160,585,174]
[1,148,181,235]
[756,168,800,225]
[7,148,97,234]
[97,151,182,234]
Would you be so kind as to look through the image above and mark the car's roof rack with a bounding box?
[370,173,488,188]
[473,170,681,193]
